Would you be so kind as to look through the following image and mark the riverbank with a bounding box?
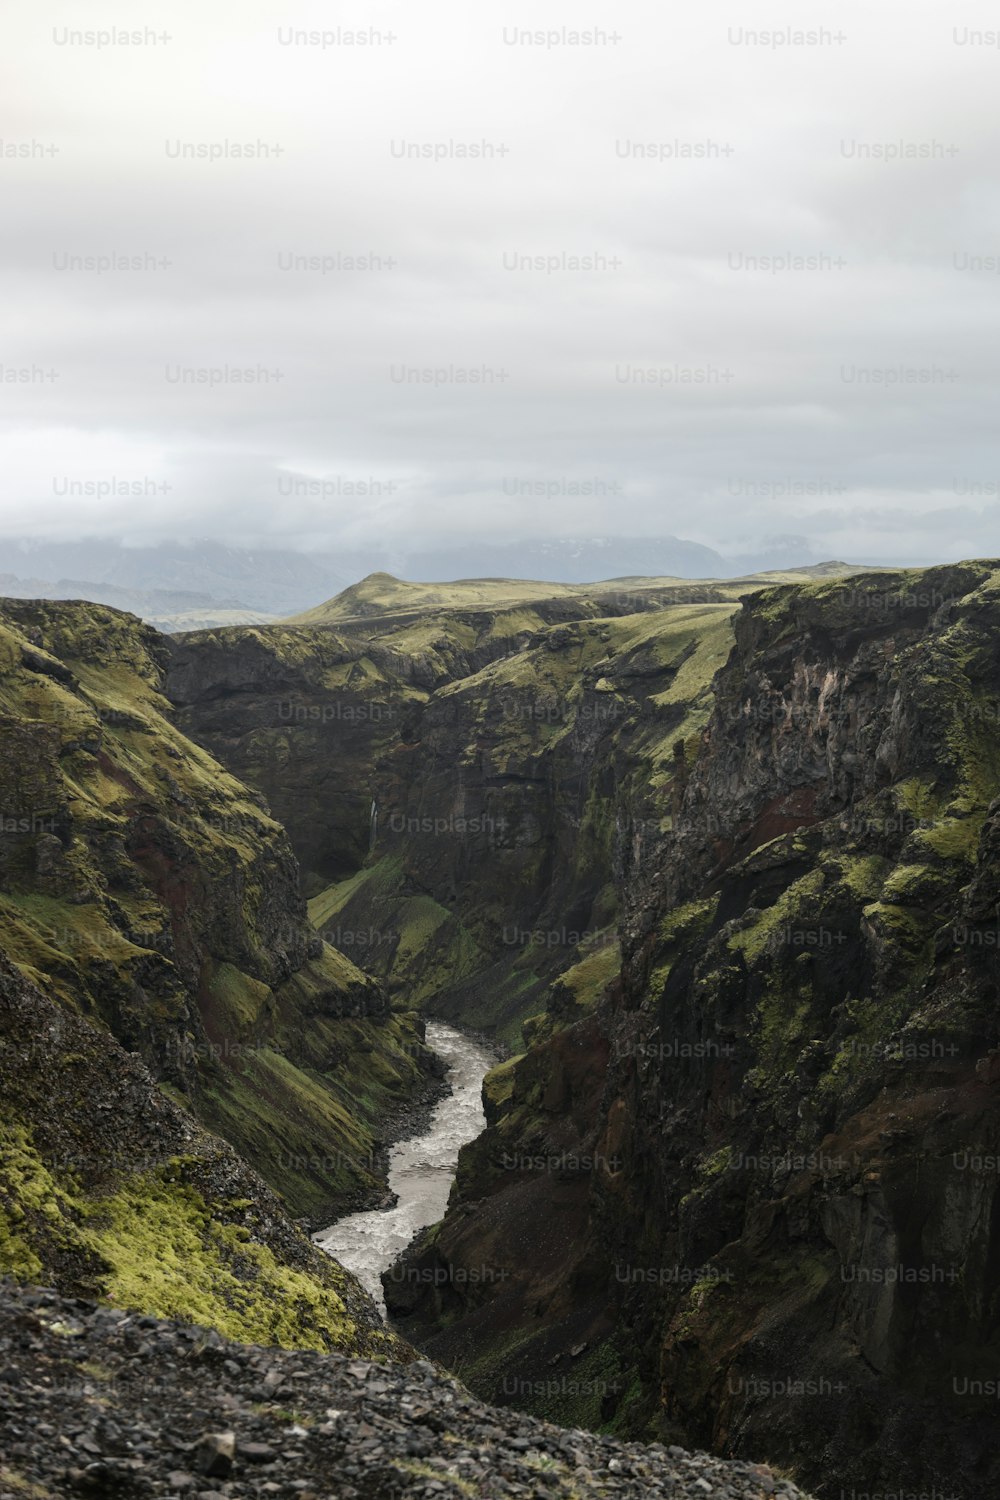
[305,1043,452,1231]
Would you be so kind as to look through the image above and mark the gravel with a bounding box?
[0,1280,813,1499]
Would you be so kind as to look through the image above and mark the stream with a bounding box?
[313,1020,496,1315]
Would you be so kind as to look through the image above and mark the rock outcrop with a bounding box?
[0,597,436,1224]
[380,565,1000,1499]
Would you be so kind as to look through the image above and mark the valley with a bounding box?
[2,562,999,1498]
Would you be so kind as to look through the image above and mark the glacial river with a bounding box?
[314,1020,495,1314]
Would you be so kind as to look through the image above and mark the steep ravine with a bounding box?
[17,568,997,1494]
[0,596,438,1353]
[167,586,740,1044]
[314,1021,495,1310]
[383,564,1000,1498]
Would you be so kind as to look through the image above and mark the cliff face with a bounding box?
[0,951,405,1357]
[0,598,434,1224]
[382,565,1000,1499]
[168,594,737,1043]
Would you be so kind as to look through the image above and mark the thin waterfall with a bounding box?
[369,798,378,852]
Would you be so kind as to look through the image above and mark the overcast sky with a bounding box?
[3,0,999,566]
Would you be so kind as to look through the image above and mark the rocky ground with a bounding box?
[0,1282,810,1500]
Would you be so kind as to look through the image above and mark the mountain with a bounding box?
[0,539,351,621]
[4,562,998,1497]
[0,573,278,632]
[0,535,841,631]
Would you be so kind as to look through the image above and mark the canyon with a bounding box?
[2,561,998,1498]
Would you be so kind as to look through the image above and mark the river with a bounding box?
[313,1020,495,1314]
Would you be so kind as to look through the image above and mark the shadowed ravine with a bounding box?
[314,1021,496,1312]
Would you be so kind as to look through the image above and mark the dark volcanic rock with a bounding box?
[0,1280,813,1500]
[378,565,1000,1500]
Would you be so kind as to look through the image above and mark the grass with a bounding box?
[0,1118,396,1357]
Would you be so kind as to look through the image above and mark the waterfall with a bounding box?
[369,798,378,852]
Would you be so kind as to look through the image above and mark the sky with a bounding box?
[3,0,999,568]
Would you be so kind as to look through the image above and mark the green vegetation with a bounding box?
[0,1119,396,1355]
[0,599,439,1222]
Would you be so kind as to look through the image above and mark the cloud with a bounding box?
[1,0,998,566]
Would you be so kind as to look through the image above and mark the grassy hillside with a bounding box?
[0,951,406,1358]
[0,598,434,1222]
[288,564,866,627]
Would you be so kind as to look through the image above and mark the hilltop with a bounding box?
[287,563,867,627]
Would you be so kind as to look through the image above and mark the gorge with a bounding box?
[2,562,1000,1498]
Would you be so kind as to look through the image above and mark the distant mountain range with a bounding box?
[0,535,833,629]
[0,539,349,625]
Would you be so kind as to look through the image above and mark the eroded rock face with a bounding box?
[0,598,434,1224]
[382,564,1000,1499]
[168,597,737,1041]
[0,952,404,1357]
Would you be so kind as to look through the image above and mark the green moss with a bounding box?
[82,1174,355,1350]
[0,1468,57,1498]
[816,987,914,1101]
[748,969,814,1086]
[647,898,719,994]
[203,960,272,1035]
[0,1119,393,1356]
[835,854,889,901]
[679,1147,735,1209]
[0,1124,73,1281]
[915,817,981,863]
[482,1053,523,1115]
[702,1145,734,1178]
[880,863,950,904]
[728,870,825,963]
[389,1461,476,1496]
[895,776,945,822]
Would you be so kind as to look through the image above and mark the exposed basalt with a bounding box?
[0,952,404,1357]
[382,564,1000,1500]
[169,595,738,1046]
[0,597,436,1224]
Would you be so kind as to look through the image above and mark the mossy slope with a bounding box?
[0,952,406,1358]
[0,598,434,1222]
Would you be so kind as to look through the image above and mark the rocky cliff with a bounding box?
[0,598,437,1223]
[167,580,745,1045]
[379,564,1000,1499]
